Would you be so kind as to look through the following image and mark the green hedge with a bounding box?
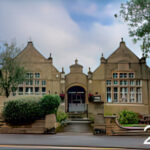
[118,110,139,124]
[2,95,61,125]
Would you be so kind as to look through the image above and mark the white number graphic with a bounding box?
[144,125,150,144]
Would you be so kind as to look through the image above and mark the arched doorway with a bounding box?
[67,86,86,112]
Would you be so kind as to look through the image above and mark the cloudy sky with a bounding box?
[0,0,149,73]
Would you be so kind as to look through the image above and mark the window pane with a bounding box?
[42,80,46,85]
[130,80,135,86]
[35,87,39,95]
[25,87,33,94]
[35,73,40,78]
[136,80,141,86]
[120,87,128,102]
[107,87,111,102]
[113,73,118,78]
[35,80,39,85]
[26,73,33,79]
[120,80,128,86]
[18,87,23,95]
[129,87,135,103]
[42,87,46,92]
[114,80,118,85]
[120,73,127,78]
[107,87,111,92]
[113,87,118,102]
[136,87,142,103]
[129,73,134,78]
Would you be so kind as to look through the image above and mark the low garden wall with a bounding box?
[105,116,150,136]
[0,94,62,134]
[0,114,57,134]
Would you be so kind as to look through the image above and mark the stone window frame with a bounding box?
[106,71,142,104]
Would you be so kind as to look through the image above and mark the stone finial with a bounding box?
[101,53,106,64]
[49,53,52,58]
[89,67,91,72]
[88,67,92,75]
[48,53,52,59]
[48,53,53,63]
[75,59,78,64]
[120,37,125,47]
[62,67,65,73]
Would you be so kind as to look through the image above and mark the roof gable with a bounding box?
[107,41,139,63]
[15,41,46,63]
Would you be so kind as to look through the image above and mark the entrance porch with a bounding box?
[67,86,87,113]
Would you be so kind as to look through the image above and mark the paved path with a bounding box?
[0,134,149,149]
[62,122,92,133]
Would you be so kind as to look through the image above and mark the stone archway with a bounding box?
[67,86,86,112]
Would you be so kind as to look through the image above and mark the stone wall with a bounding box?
[0,114,57,134]
[0,96,8,113]
[104,103,149,115]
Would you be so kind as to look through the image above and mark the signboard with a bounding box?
[93,96,101,102]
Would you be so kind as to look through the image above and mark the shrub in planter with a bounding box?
[40,95,61,115]
[118,110,139,124]
[57,111,68,123]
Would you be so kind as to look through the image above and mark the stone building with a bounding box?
[12,40,150,115]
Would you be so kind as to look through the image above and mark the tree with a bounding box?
[0,42,26,97]
[116,0,150,57]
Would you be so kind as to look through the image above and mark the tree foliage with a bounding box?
[0,42,26,97]
[116,0,150,57]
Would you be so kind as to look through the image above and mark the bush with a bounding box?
[40,95,61,115]
[57,111,68,123]
[2,98,41,125]
[2,95,61,125]
[118,110,139,124]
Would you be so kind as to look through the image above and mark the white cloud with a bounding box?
[0,0,146,74]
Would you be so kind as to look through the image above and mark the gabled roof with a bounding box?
[107,40,139,63]
[15,41,46,63]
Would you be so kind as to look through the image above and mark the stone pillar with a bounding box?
[104,116,117,135]
[45,114,57,133]
[93,102,105,134]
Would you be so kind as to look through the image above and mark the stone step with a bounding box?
[68,112,87,118]
[69,117,90,121]
[67,120,91,124]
